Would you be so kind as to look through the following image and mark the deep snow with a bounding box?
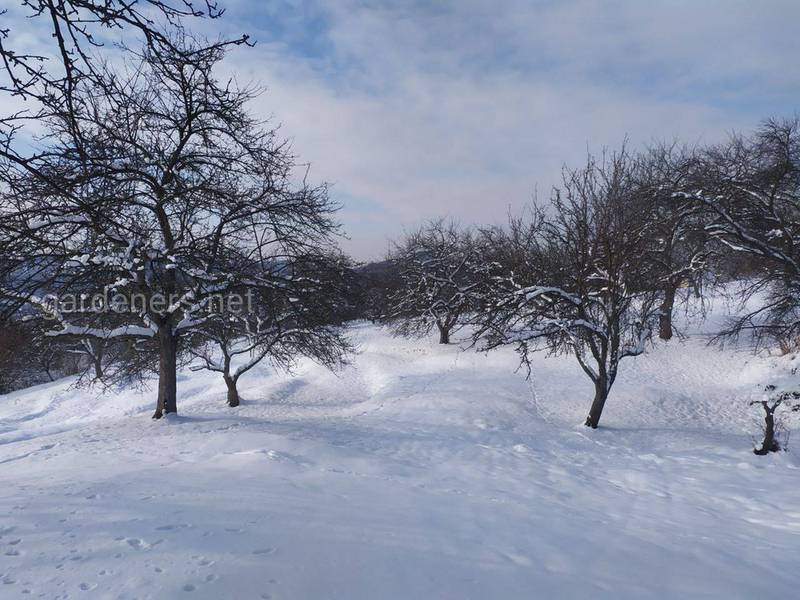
[1,314,799,599]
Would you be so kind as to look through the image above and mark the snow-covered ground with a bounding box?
[1,313,799,598]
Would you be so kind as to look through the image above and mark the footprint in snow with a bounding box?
[156,524,189,531]
[125,538,148,550]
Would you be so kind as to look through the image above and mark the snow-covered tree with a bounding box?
[636,144,710,340]
[751,382,800,455]
[0,38,342,418]
[386,220,479,344]
[474,149,660,428]
[678,118,800,349]
[189,255,353,407]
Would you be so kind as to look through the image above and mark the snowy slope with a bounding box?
[1,315,799,599]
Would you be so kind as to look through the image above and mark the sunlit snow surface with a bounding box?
[1,311,799,598]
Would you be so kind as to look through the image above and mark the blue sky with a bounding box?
[7,0,800,259]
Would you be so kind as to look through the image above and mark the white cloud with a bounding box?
[218,0,800,258]
[5,0,799,259]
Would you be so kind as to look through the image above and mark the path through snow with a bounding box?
[1,322,798,598]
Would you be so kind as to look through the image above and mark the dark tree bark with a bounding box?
[224,375,240,408]
[753,401,780,455]
[659,282,677,341]
[585,378,609,429]
[153,330,178,419]
[437,322,450,344]
[89,340,105,380]
[93,355,104,381]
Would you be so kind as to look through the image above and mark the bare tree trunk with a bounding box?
[41,351,57,382]
[224,375,240,407]
[754,402,780,455]
[437,322,450,344]
[93,351,104,380]
[659,282,677,340]
[153,329,178,419]
[584,378,609,428]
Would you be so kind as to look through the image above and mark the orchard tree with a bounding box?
[0,39,341,418]
[637,144,710,340]
[474,149,660,428]
[750,383,800,455]
[189,255,353,407]
[387,220,479,344]
[678,117,800,349]
[0,1,248,208]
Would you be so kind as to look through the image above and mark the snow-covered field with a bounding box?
[1,316,799,599]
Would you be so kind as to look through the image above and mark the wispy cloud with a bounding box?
[6,0,799,258]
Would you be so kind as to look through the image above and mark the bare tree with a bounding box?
[678,118,800,349]
[1,1,246,91]
[637,144,710,340]
[0,38,341,418]
[751,384,800,455]
[386,220,479,344]
[474,149,660,428]
[0,1,249,213]
[189,256,353,407]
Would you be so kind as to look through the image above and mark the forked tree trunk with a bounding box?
[584,378,609,429]
[224,375,240,407]
[437,322,450,345]
[754,402,780,455]
[659,283,677,341]
[153,329,178,419]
